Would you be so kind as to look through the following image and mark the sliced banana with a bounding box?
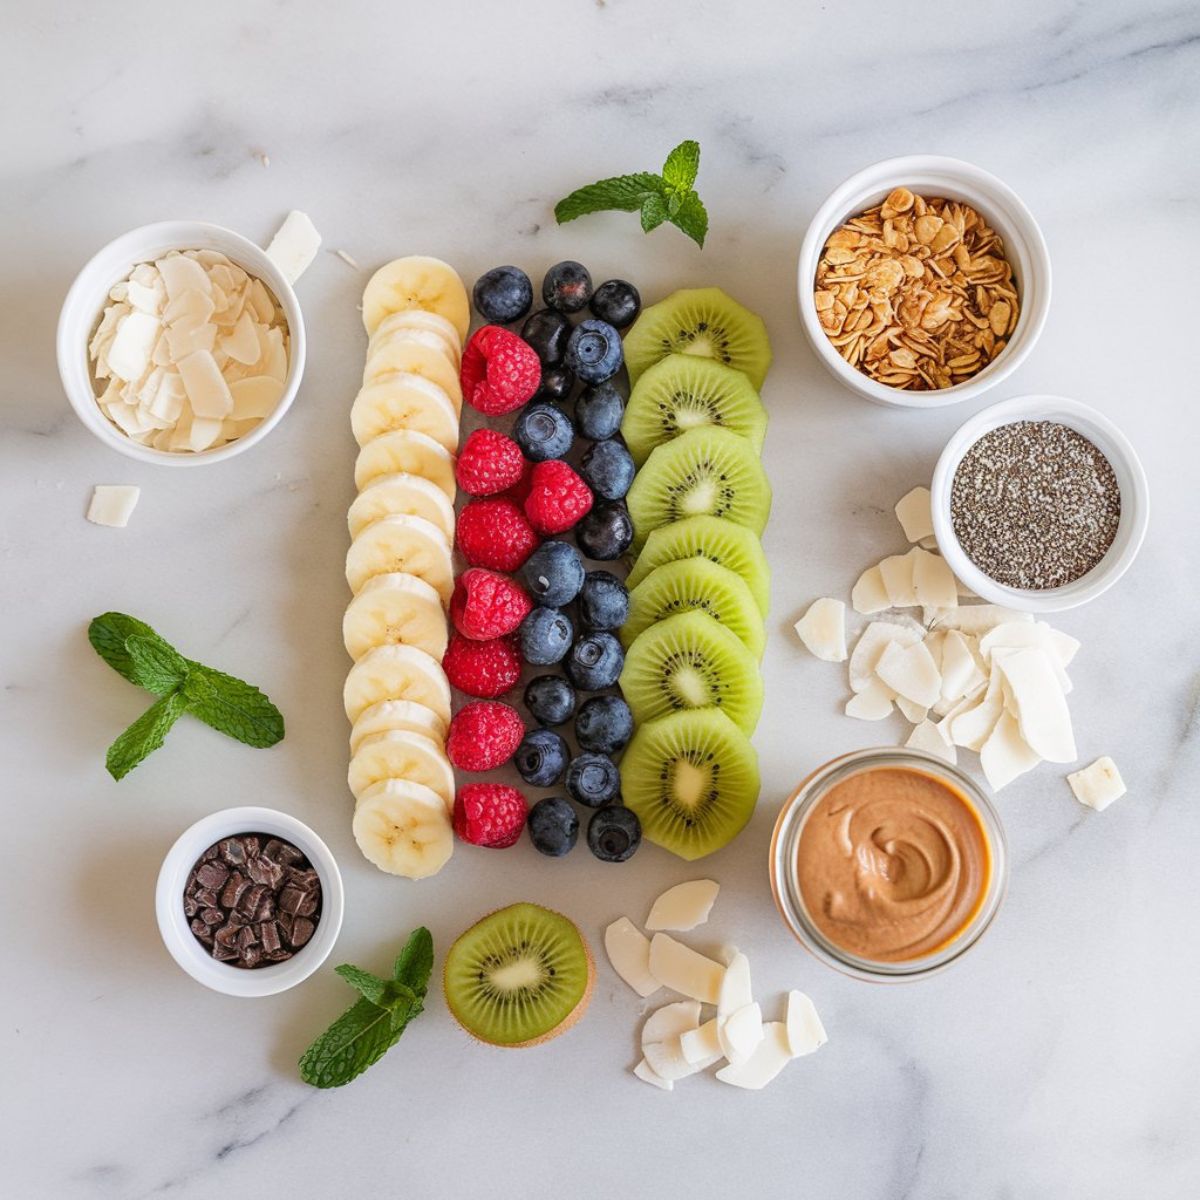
[361,255,470,342]
[349,698,447,756]
[352,778,454,879]
[363,342,462,408]
[344,643,451,726]
[348,472,457,542]
[354,428,456,498]
[350,373,460,452]
[344,571,449,662]
[369,309,462,367]
[346,513,454,602]
[349,729,455,807]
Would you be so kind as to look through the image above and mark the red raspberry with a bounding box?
[456,498,538,571]
[446,701,525,772]
[456,428,526,497]
[450,568,533,640]
[505,459,534,506]
[460,326,541,415]
[524,460,594,535]
[453,782,529,848]
[443,633,522,698]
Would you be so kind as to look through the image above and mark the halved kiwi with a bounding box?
[443,903,593,1048]
[626,426,771,551]
[622,354,768,467]
[626,515,771,616]
[620,708,760,861]
[622,287,772,389]
[619,610,763,734]
[622,558,765,658]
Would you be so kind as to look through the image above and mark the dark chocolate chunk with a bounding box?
[218,838,247,867]
[241,836,261,859]
[252,893,276,923]
[241,944,262,968]
[211,939,238,962]
[238,883,268,918]
[190,918,214,943]
[258,921,282,955]
[202,844,219,861]
[195,860,230,891]
[183,894,200,918]
[201,907,224,926]
[289,917,315,948]
[193,887,218,908]
[246,854,284,889]
[286,867,320,893]
[220,871,250,909]
[278,885,305,916]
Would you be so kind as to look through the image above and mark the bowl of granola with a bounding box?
[797,156,1050,408]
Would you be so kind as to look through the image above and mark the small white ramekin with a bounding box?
[57,221,306,466]
[797,156,1051,409]
[931,395,1150,612]
[156,806,343,997]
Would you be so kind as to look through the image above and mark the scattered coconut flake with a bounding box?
[633,1058,673,1091]
[641,1000,702,1047]
[918,534,940,551]
[912,549,958,609]
[716,951,753,1018]
[86,485,140,528]
[644,1036,720,1082]
[334,248,360,269]
[647,934,724,1005]
[940,630,985,703]
[996,649,1076,763]
[895,486,934,543]
[846,680,895,720]
[981,710,1042,791]
[907,719,957,765]
[879,551,919,607]
[849,620,923,692]
[265,209,322,284]
[680,1018,723,1065]
[926,605,1033,635]
[719,1002,765,1065]
[950,688,1004,752]
[645,880,720,932]
[895,696,928,724]
[1067,757,1126,811]
[794,597,847,662]
[716,1023,793,1091]
[851,564,890,614]
[876,639,942,708]
[604,917,660,998]
[784,991,828,1058]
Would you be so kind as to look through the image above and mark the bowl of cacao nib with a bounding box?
[931,395,1149,612]
[156,807,344,996]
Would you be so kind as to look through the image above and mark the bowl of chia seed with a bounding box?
[931,395,1149,612]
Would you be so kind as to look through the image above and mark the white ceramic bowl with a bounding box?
[156,806,343,997]
[931,395,1150,612]
[797,156,1051,409]
[57,221,306,466]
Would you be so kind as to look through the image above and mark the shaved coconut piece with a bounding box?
[1044,626,1081,668]
[125,279,161,313]
[229,375,285,420]
[186,416,224,452]
[926,605,1033,635]
[846,680,895,720]
[176,349,233,418]
[162,287,215,327]
[950,690,1004,751]
[924,629,947,671]
[247,277,276,324]
[86,485,140,528]
[165,317,217,360]
[894,486,933,543]
[907,719,957,764]
[918,534,939,551]
[148,374,185,423]
[794,597,847,662]
[849,620,923,692]
[106,311,160,381]
[720,1003,765,1065]
[716,1023,793,1090]
[940,630,986,702]
[851,564,890,615]
[633,1059,673,1091]
[605,917,660,998]
[1067,757,1126,811]
[641,1000,701,1046]
[876,639,941,708]
[912,549,958,609]
[263,327,288,382]
[646,880,720,932]
[222,309,262,364]
[648,934,724,1005]
[643,1036,713,1082]
[784,991,828,1057]
[156,252,211,299]
[996,649,1076,763]
[980,622,1072,692]
[981,711,1042,791]
[879,550,919,607]
[265,210,322,283]
[895,695,928,724]
[717,951,752,1018]
[936,684,985,735]
[680,1019,723,1064]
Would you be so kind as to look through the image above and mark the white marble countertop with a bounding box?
[4,2,1199,1197]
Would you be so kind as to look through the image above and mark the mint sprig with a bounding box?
[554,139,709,248]
[88,612,284,780]
[300,927,434,1089]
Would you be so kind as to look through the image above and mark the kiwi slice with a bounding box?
[443,903,593,1048]
[622,354,768,466]
[622,558,765,659]
[626,426,771,551]
[627,515,771,616]
[619,610,763,734]
[622,287,772,389]
[620,709,759,861]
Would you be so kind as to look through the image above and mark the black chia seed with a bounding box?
[950,420,1121,590]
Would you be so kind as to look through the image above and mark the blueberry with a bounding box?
[580,439,635,501]
[519,606,574,665]
[565,631,624,691]
[589,280,641,329]
[535,364,575,404]
[542,261,593,314]
[514,402,574,462]
[566,752,621,808]
[587,805,641,862]
[524,675,577,727]
[574,382,626,441]
[576,502,634,560]
[515,728,569,787]
[473,266,533,324]
[578,570,629,631]
[527,797,579,857]
[565,319,623,385]
[521,308,572,364]
[521,540,584,607]
[575,695,634,754]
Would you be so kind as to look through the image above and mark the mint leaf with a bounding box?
[182,665,284,748]
[641,193,669,232]
[554,172,665,223]
[335,964,416,1013]
[105,692,187,780]
[661,140,700,192]
[89,613,166,690]
[393,926,434,995]
[670,191,709,248]
[125,635,189,695]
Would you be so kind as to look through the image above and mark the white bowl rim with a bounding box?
[57,220,306,467]
[797,154,1051,409]
[155,805,343,997]
[930,394,1150,612]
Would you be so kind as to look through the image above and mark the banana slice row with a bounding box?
[345,257,468,879]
